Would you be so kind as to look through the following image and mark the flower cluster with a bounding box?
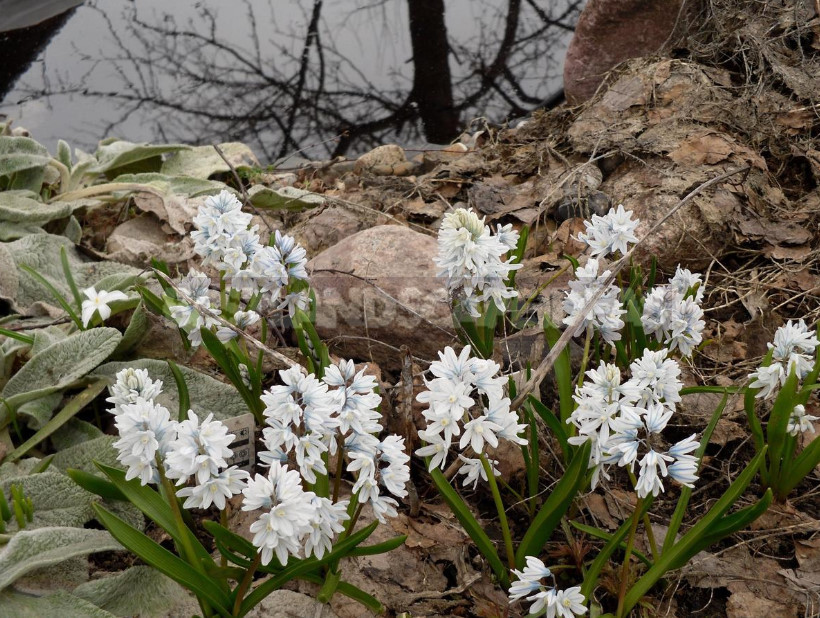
[641,266,705,357]
[749,319,819,399]
[242,461,348,565]
[562,258,625,344]
[415,345,527,487]
[568,349,699,498]
[509,556,587,617]
[576,203,639,258]
[258,359,410,523]
[435,208,521,317]
[107,369,249,507]
[106,366,395,567]
[172,190,310,346]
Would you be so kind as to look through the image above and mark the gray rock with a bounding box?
[307,225,456,370]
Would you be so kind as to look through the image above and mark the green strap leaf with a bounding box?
[19,264,82,329]
[666,490,772,569]
[427,466,508,587]
[167,360,190,422]
[543,316,574,426]
[622,448,767,615]
[570,522,652,567]
[92,503,232,617]
[199,328,261,418]
[0,328,34,345]
[202,520,256,560]
[94,462,217,577]
[515,441,591,569]
[239,521,380,614]
[662,393,728,553]
[780,437,820,497]
[527,396,569,460]
[66,468,126,501]
[768,368,799,485]
[347,535,407,557]
[60,246,83,311]
[580,497,653,600]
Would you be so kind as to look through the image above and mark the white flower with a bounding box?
[165,411,235,485]
[177,466,250,510]
[554,586,588,618]
[641,278,706,358]
[416,345,527,474]
[106,368,163,414]
[562,259,625,344]
[112,397,177,485]
[435,208,521,314]
[788,404,819,437]
[370,494,399,523]
[771,319,819,361]
[305,496,349,559]
[415,431,450,470]
[634,449,670,498]
[669,266,704,303]
[216,310,260,343]
[81,287,128,327]
[627,348,682,408]
[275,230,309,281]
[576,204,639,258]
[749,363,785,399]
[242,462,317,566]
[457,455,498,489]
[509,556,587,617]
[460,416,502,454]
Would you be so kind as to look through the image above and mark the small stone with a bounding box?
[354,144,407,174]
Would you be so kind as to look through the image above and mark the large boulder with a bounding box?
[307,225,456,371]
[563,0,684,104]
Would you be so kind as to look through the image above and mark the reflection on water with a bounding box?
[0,0,584,161]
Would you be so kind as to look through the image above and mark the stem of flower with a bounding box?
[616,497,643,618]
[347,502,365,537]
[219,272,227,313]
[157,460,212,616]
[576,325,594,389]
[332,435,345,503]
[626,470,658,561]
[480,455,516,570]
[232,551,262,616]
[220,508,229,568]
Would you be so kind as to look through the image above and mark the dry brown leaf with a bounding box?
[106,215,195,265]
[581,493,619,530]
[668,133,735,166]
[390,514,466,550]
[765,244,812,261]
[709,419,748,446]
[133,192,201,237]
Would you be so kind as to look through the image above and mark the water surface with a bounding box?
[1,0,584,162]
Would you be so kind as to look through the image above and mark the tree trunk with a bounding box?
[407,0,460,143]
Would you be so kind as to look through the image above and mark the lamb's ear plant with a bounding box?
[745,320,820,501]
